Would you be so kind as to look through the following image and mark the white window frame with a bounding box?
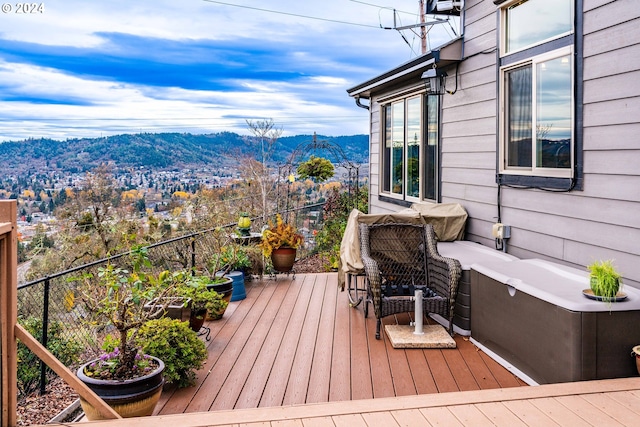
[379,91,438,203]
[499,46,574,178]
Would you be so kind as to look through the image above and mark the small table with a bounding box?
[232,232,263,246]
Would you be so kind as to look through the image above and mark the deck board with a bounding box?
[154,272,529,416]
[258,276,314,408]
[306,274,338,404]
[65,273,616,427]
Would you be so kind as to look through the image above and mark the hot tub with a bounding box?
[436,241,518,336]
[471,259,640,384]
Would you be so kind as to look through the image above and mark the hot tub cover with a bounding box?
[338,203,467,288]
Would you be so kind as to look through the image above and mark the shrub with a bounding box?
[314,187,367,270]
[17,316,83,395]
[134,317,207,388]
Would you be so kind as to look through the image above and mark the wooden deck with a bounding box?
[155,272,526,415]
[61,272,640,426]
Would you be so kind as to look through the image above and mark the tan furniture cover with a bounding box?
[338,203,467,289]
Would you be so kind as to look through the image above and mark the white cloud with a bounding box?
[0,0,460,140]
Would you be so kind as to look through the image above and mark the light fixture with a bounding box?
[437,1,455,11]
[421,68,447,95]
[425,0,463,14]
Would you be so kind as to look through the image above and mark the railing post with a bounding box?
[191,237,196,272]
[0,200,18,427]
[39,278,51,395]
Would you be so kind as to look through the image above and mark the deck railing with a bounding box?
[1,200,18,427]
[12,203,326,418]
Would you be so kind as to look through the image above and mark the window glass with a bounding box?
[406,97,421,198]
[391,102,404,195]
[380,93,439,202]
[424,95,439,200]
[502,48,572,174]
[506,65,532,168]
[383,105,391,192]
[506,0,572,53]
[536,55,572,168]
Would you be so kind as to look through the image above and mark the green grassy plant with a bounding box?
[588,259,622,300]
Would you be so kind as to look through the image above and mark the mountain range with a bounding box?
[0,132,369,176]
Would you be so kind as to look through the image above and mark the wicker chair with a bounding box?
[359,223,462,339]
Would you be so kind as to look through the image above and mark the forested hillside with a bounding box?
[0,132,368,175]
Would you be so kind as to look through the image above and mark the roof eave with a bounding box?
[347,37,463,99]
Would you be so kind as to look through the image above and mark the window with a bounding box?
[499,0,578,184]
[503,0,573,55]
[381,93,439,202]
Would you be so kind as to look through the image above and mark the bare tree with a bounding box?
[243,119,283,224]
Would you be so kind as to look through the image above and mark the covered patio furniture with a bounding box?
[359,223,462,339]
[338,204,467,292]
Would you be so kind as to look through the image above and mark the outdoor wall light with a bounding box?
[421,68,447,95]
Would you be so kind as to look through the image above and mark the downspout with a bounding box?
[354,96,370,110]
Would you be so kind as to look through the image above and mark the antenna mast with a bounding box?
[419,0,427,54]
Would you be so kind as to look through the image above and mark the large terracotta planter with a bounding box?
[77,356,165,420]
[271,247,297,273]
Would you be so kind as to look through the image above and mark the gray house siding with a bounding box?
[358,0,640,288]
[440,0,497,251]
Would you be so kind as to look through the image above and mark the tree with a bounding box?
[242,119,283,223]
[296,156,335,182]
[25,164,147,280]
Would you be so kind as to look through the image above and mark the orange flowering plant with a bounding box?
[259,214,304,257]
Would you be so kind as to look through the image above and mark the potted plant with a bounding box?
[73,246,184,420]
[134,317,208,388]
[177,274,229,327]
[586,259,623,302]
[259,214,304,273]
[201,228,235,300]
[631,345,640,376]
[217,244,252,300]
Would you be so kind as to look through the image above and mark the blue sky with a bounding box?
[0,0,459,141]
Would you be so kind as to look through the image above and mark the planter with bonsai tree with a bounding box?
[259,214,304,273]
[74,247,185,420]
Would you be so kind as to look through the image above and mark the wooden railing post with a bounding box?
[0,200,18,427]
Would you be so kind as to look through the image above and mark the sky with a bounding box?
[0,0,460,141]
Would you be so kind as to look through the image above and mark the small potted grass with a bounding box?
[586,259,623,302]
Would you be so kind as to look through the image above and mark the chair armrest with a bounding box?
[424,225,462,300]
[360,252,381,292]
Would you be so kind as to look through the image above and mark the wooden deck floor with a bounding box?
[154,272,526,415]
[66,272,640,426]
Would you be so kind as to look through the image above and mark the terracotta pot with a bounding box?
[632,345,640,375]
[76,355,164,420]
[189,308,207,332]
[271,247,297,272]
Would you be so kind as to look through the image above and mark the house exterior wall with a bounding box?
[365,0,640,288]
